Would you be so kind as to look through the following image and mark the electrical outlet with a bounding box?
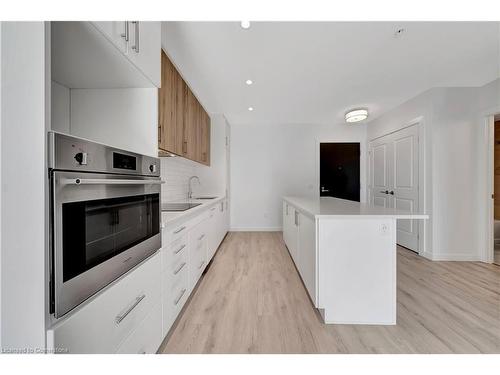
[380,223,390,236]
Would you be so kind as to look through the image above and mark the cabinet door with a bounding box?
[92,21,128,54]
[287,208,299,265]
[183,88,199,161]
[174,71,186,155]
[283,202,290,247]
[298,213,316,305]
[200,111,211,165]
[158,51,176,152]
[127,21,161,87]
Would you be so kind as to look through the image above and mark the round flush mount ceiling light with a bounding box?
[245,79,253,85]
[345,109,368,123]
[248,107,254,111]
[241,21,251,29]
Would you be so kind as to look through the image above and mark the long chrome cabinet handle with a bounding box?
[115,294,146,324]
[173,262,186,275]
[120,21,129,41]
[198,234,205,241]
[62,178,164,186]
[174,244,186,254]
[174,289,186,305]
[173,226,186,234]
[131,21,139,53]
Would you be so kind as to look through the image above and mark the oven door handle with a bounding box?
[61,178,165,186]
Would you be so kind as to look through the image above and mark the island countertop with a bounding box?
[283,196,429,220]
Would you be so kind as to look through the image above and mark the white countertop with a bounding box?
[161,196,225,226]
[283,196,429,220]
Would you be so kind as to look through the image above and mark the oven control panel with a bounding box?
[49,132,161,177]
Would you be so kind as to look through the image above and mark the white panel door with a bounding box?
[370,125,419,251]
[298,213,317,305]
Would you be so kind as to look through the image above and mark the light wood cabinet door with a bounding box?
[158,51,176,153]
[183,88,199,160]
[200,111,210,165]
[158,52,210,164]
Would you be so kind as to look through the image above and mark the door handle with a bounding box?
[380,190,389,194]
[321,187,330,192]
[120,21,129,41]
[131,21,139,53]
[389,191,394,195]
[115,294,146,324]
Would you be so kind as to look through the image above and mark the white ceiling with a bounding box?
[162,22,500,125]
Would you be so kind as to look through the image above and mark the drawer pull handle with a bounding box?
[115,294,146,324]
[174,288,187,305]
[210,207,216,211]
[198,260,205,270]
[198,234,205,241]
[174,244,186,254]
[173,262,186,275]
[173,226,186,234]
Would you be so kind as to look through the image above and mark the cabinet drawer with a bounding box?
[116,302,162,354]
[49,252,161,354]
[162,235,188,273]
[164,220,191,245]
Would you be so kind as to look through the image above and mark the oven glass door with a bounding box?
[62,193,159,282]
[52,171,162,317]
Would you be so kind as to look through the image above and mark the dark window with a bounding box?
[62,193,159,282]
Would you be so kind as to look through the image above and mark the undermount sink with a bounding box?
[162,203,202,212]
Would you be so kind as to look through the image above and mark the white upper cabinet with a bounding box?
[51,21,160,89]
[125,21,161,88]
[92,21,129,54]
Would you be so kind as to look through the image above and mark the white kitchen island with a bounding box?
[283,196,428,325]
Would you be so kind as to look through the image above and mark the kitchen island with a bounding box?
[282,196,428,325]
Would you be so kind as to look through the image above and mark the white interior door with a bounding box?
[369,125,419,252]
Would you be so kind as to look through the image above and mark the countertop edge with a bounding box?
[283,196,429,220]
[161,196,225,226]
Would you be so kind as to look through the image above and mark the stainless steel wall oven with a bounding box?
[49,132,162,318]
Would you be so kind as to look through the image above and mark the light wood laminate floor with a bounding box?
[161,232,500,353]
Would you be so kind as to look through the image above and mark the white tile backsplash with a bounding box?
[160,156,198,202]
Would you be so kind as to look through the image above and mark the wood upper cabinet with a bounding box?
[158,51,210,165]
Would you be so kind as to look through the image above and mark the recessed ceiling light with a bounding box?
[241,21,251,29]
[245,79,253,85]
[345,109,368,123]
[248,107,254,111]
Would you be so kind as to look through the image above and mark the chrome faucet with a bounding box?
[188,176,200,200]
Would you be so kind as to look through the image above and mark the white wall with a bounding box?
[230,123,367,231]
[159,114,229,202]
[367,79,500,261]
[69,88,158,156]
[1,22,47,351]
[50,81,70,134]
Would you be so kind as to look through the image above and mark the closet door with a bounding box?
[369,125,419,251]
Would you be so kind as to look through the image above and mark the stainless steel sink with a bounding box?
[162,203,202,212]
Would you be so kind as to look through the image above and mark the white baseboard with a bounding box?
[230,227,282,232]
[423,251,481,261]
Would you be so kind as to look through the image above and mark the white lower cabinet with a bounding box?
[297,213,317,304]
[283,202,299,264]
[117,302,163,354]
[48,252,161,354]
[282,199,317,306]
[161,198,228,337]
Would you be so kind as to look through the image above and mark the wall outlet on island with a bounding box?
[380,223,390,236]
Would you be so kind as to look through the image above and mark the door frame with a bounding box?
[368,117,426,256]
[315,140,366,203]
[484,110,500,263]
